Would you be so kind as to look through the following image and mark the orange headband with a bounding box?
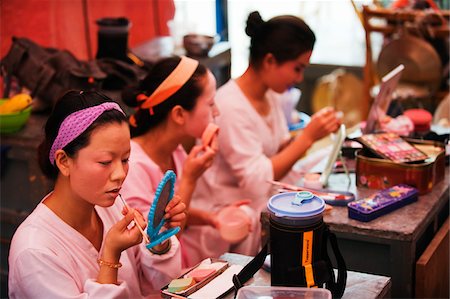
[138,56,199,115]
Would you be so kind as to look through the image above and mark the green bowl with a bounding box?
[0,99,32,134]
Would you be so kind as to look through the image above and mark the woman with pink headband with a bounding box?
[8,91,186,298]
[120,56,219,265]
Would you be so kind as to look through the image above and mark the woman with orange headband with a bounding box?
[120,56,219,262]
[182,12,341,267]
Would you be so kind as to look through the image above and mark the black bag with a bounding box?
[96,57,148,91]
[232,222,347,298]
[1,37,106,107]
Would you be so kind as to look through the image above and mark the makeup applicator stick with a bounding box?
[119,194,150,244]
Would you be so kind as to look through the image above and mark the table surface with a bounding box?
[220,253,391,299]
[322,170,449,242]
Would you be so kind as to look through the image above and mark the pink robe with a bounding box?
[181,80,294,267]
[121,140,187,218]
[8,196,181,299]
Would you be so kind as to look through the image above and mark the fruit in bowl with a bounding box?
[0,94,33,133]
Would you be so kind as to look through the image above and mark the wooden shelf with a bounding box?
[361,5,450,117]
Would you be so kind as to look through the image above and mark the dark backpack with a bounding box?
[1,37,106,108]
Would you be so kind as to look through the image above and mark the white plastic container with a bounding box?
[303,172,322,189]
[236,286,332,299]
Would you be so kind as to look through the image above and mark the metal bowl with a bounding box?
[183,34,215,57]
[377,35,442,93]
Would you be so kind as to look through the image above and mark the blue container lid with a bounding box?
[288,112,311,131]
[267,191,325,218]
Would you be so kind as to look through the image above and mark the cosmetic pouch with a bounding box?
[348,184,418,222]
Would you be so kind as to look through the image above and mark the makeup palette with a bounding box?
[162,258,230,298]
[357,132,428,163]
[168,277,196,293]
[185,268,217,282]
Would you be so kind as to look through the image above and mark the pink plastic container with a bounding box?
[217,206,251,244]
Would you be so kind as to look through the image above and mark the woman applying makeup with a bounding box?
[182,11,341,267]
[120,56,219,243]
[8,91,186,298]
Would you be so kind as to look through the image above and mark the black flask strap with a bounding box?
[325,228,347,298]
[232,243,268,298]
[231,225,347,299]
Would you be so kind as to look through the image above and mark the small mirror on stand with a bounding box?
[320,124,348,188]
[146,170,181,249]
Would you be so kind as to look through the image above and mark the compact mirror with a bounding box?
[320,124,347,187]
[153,180,172,229]
[146,170,181,249]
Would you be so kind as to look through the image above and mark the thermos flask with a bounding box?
[267,191,328,288]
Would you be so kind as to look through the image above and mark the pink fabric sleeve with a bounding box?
[10,249,129,299]
[217,105,274,202]
[121,143,187,218]
[138,236,182,289]
[121,161,156,218]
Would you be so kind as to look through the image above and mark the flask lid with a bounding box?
[267,191,325,218]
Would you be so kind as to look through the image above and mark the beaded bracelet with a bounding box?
[148,239,172,255]
[97,259,122,269]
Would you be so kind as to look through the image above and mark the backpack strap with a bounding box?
[325,228,347,298]
[232,243,268,297]
[1,37,28,98]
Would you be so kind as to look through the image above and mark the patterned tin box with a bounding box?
[348,184,419,222]
[355,139,445,194]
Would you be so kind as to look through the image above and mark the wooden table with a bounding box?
[261,167,448,298]
[1,113,53,212]
[220,253,391,299]
[321,170,448,298]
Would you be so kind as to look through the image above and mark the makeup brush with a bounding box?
[119,194,150,244]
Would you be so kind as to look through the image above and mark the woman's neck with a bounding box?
[44,181,103,250]
[236,67,268,100]
[236,67,271,116]
[133,126,179,173]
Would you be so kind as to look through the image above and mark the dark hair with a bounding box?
[245,11,316,68]
[38,90,128,179]
[122,56,207,137]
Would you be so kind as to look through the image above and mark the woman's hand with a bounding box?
[184,208,219,228]
[302,107,341,144]
[103,208,147,258]
[224,200,253,232]
[164,195,187,228]
[182,144,216,183]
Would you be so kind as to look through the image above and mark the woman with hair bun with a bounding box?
[182,11,341,266]
[120,56,220,263]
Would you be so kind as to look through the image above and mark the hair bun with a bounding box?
[245,11,265,38]
[121,85,142,108]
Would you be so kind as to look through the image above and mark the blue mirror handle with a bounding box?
[146,226,181,249]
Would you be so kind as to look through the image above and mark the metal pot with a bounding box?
[377,34,442,93]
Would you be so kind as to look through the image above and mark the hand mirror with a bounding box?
[146,170,181,249]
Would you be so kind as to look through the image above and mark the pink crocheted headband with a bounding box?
[49,102,125,165]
